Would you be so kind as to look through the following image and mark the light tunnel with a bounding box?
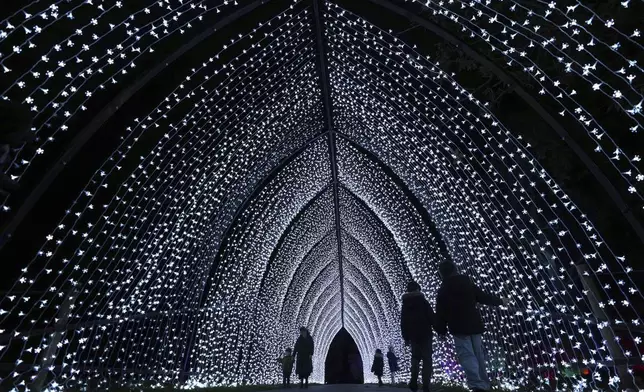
[0,0,642,391]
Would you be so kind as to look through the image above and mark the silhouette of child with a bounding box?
[278,348,294,388]
[371,349,384,387]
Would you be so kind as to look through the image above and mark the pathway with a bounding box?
[270,384,457,392]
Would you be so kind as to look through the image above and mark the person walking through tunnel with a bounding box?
[371,349,385,386]
[278,347,294,388]
[293,327,314,388]
[435,261,507,392]
[401,281,435,392]
[387,345,399,385]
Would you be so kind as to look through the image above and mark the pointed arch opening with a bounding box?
[324,327,364,384]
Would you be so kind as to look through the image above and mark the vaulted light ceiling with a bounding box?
[0,0,641,391]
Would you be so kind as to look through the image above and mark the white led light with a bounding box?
[0,0,640,391]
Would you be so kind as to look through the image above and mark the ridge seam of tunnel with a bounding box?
[313,0,345,327]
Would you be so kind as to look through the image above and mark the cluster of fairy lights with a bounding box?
[404,0,643,204]
[0,0,249,215]
[188,138,332,386]
[338,182,422,383]
[231,161,442,385]
[0,0,641,391]
[327,3,641,390]
[0,2,331,390]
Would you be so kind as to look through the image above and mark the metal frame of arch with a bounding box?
[364,0,644,245]
[313,0,347,326]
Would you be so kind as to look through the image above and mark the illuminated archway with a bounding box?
[325,328,363,384]
[0,1,641,391]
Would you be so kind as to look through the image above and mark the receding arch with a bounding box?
[280,233,336,322]
[200,133,329,308]
[257,183,333,294]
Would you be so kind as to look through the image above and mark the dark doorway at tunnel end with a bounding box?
[325,328,364,384]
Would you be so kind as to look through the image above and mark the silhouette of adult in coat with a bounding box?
[293,327,314,388]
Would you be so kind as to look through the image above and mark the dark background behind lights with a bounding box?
[0,0,642,381]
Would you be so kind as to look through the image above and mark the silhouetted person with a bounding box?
[278,347,294,388]
[401,281,435,392]
[387,345,399,384]
[371,349,384,386]
[293,327,314,388]
[435,261,507,392]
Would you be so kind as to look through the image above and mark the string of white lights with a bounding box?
[328,1,604,344]
[326,4,640,389]
[189,135,332,386]
[0,0,641,391]
[332,10,644,334]
[0,5,330,388]
[258,189,335,327]
[0,1,249,216]
[0,7,317,331]
[0,0,237,188]
[330,3,636,310]
[407,0,643,200]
